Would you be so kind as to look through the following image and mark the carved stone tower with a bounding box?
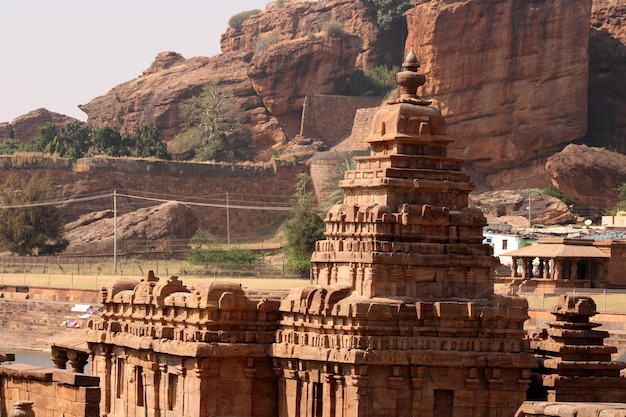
[311,49,494,299]
[272,51,537,417]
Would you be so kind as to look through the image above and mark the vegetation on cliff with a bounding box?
[15,122,172,160]
[0,175,68,255]
[173,82,254,162]
[361,0,416,31]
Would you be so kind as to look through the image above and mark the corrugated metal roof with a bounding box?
[501,241,609,258]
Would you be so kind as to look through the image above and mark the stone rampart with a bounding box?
[0,366,100,417]
[0,155,307,239]
[300,95,382,146]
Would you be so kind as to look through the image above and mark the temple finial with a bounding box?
[392,49,431,106]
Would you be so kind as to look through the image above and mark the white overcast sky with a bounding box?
[0,0,271,123]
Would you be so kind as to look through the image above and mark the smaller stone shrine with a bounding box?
[528,293,626,402]
[84,271,283,417]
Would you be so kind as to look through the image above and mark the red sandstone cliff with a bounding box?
[586,0,626,153]
[406,0,592,191]
[1,0,624,201]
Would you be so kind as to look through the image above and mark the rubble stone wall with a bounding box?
[300,95,382,146]
[0,156,307,238]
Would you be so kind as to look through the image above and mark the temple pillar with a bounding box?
[67,350,89,373]
[554,260,563,280]
[570,258,580,280]
[51,348,68,369]
[511,257,519,278]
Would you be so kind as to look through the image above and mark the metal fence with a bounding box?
[496,284,626,314]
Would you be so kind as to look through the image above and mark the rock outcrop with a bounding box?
[249,34,361,116]
[221,0,400,69]
[63,201,198,254]
[0,108,80,144]
[546,144,626,211]
[406,0,592,190]
[79,51,285,159]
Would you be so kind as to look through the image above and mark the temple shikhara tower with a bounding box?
[82,51,537,417]
[272,50,537,417]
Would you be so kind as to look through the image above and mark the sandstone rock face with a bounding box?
[406,0,592,190]
[2,108,80,144]
[221,0,399,69]
[79,51,285,158]
[63,201,198,254]
[249,34,361,116]
[546,144,626,211]
[586,0,626,152]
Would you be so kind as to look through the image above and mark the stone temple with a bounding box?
[81,51,538,417]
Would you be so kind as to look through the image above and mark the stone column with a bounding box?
[67,350,89,373]
[570,258,579,280]
[542,259,550,279]
[51,348,68,369]
[554,260,563,280]
[511,258,519,278]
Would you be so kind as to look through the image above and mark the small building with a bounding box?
[502,238,626,288]
[483,230,534,266]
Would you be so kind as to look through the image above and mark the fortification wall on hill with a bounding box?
[300,95,381,147]
[0,155,308,239]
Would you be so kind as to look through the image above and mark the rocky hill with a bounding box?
[0,0,624,216]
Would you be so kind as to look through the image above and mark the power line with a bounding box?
[0,190,293,211]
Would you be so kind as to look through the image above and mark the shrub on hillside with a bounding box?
[321,20,345,37]
[228,9,262,30]
[254,33,282,53]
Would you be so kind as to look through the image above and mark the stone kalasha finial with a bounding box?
[8,401,35,417]
[393,49,431,105]
[551,293,597,322]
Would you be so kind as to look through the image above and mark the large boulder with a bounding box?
[546,144,626,212]
[470,190,575,226]
[406,0,592,190]
[249,34,361,116]
[64,201,198,254]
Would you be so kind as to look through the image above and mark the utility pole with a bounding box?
[226,192,230,249]
[528,189,532,228]
[113,190,118,274]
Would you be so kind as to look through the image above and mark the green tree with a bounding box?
[32,122,58,152]
[174,82,250,162]
[126,125,171,160]
[0,175,68,255]
[607,183,626,215]
[187,229,259,273]
[93,126,131,157]
[361,0,416,31]
[347,65,399,97]
[321,157,355,210]
[32,121,91,160]
[283,173,326,275]
[0,139,29,155]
